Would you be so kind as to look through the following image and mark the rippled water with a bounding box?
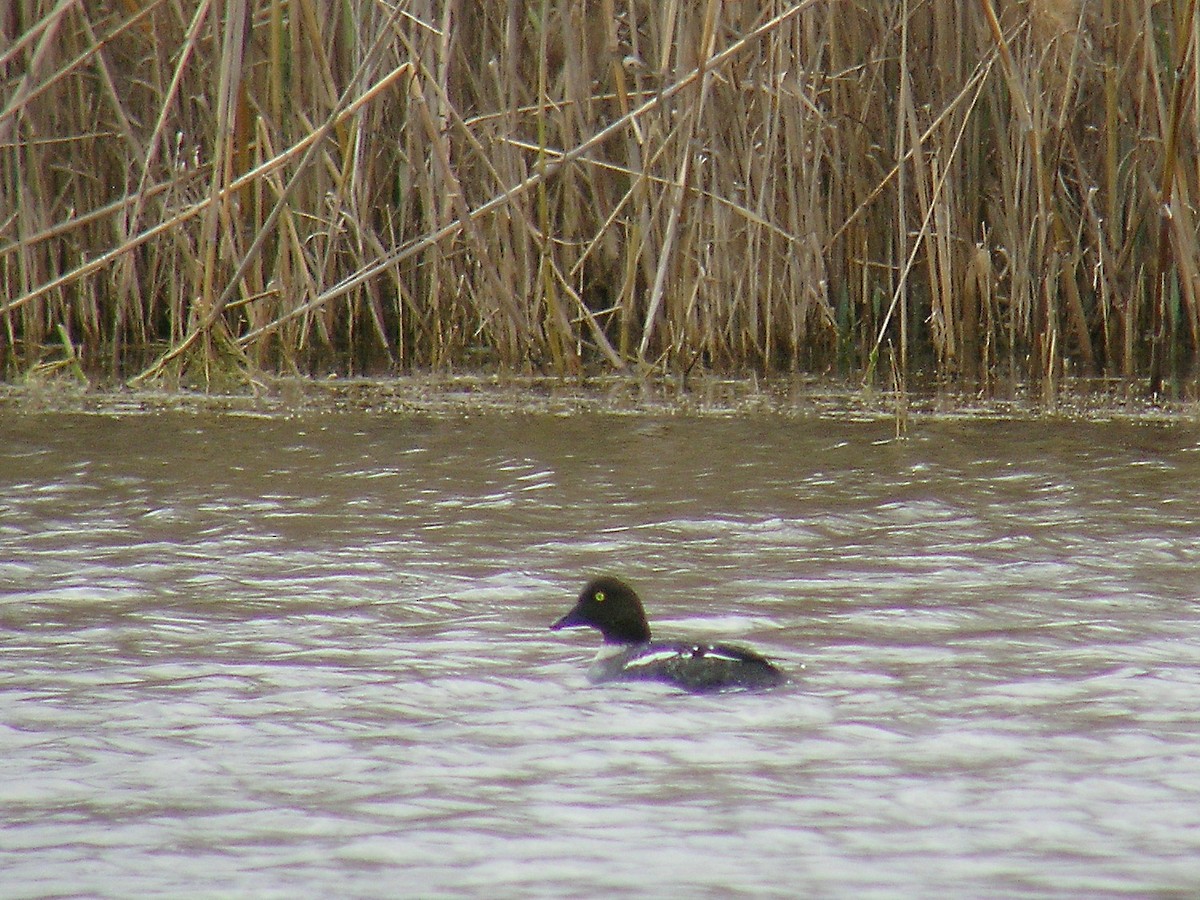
[2,407,1199,895]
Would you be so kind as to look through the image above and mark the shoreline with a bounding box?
[2,373,1197,423]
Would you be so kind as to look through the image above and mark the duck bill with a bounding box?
[551,606,586,631]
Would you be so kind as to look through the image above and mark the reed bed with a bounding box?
[1,0,1197,389]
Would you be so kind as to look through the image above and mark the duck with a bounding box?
[551,576,787,693]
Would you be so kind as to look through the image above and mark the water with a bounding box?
[2,406,1199,896]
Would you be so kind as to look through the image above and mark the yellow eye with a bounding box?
[594,591,605,603]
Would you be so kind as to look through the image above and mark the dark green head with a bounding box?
[551,576,653,644]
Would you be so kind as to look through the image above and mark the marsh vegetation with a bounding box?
[2,0,1198,391]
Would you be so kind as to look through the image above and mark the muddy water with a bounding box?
[1,408,1198,896]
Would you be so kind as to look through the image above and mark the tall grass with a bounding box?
[1,0,1197,388]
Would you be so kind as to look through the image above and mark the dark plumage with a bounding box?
[551,576,787,693]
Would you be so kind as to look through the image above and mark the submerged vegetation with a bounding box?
[1,0,1198,391]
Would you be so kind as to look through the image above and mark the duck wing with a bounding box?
[595,641,787,693]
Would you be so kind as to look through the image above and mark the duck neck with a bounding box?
[601,622,651,644]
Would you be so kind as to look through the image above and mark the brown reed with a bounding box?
[1,0,1197,390]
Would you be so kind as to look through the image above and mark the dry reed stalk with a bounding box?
[1,0,1197,389]
[1148,0,1200,393]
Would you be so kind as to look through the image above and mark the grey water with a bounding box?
[1,408,1198,897]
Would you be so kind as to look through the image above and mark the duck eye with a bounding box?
[594,591,605,603]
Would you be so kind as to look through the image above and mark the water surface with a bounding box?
[2,409,1198,896]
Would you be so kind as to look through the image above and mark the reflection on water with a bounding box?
[2,409,1199,894]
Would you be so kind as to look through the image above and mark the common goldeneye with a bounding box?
[551,576,787,693]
